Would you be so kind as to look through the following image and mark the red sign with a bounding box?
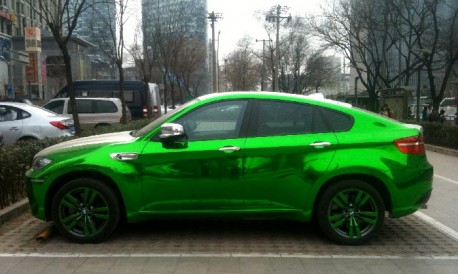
[25,53,38,83]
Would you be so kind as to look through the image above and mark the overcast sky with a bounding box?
[207,0,322,59]
[127,0,322,59]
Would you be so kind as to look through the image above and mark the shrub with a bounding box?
[420,122,458,150]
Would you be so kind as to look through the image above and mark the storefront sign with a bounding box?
[25,27,41,52]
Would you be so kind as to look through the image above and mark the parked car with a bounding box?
[42,97,131,131]
[25,92,433,245]
[0,102,74,145]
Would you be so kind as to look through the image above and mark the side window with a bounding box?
[174,100,248,141]
[69,100,94,114]
[319,107,354,132]
[44,100,64,114]
[96,100,118,113]
[0,106,19,122]
[252,100,329,136]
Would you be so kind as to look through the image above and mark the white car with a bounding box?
[43,97,131,131]
[0,102,74,146]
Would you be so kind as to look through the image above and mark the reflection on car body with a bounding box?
[25,92,433,245]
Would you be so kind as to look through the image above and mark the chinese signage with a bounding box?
[25,53,38,83]
[25,27,41,52]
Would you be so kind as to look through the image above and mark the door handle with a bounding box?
[110,152,138,161]
[219,146,240,153]
[309,142,331,148]
[9,127,20,131]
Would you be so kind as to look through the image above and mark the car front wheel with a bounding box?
[51,178,120,243]
[317,180,385,245]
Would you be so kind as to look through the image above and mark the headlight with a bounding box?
[32,157,52,170]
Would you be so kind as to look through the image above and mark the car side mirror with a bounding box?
[159,123,186,142]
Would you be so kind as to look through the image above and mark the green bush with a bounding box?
[0,118,154,210]
[420,122,458,150]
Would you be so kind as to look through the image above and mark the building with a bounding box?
[141,0,209,98]
[0,0,46,99]
[71,0,115,78]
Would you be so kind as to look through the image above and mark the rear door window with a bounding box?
[249,100,331,137]
[44,100,65,114]
[96,100,118,113]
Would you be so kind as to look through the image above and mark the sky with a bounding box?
[127,0,323,60]
[207,0,322,59]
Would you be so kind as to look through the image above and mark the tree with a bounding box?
[391,0,458,114]
[307,0,398,111]
[88,0,131,123]
[225,37,260,91]
[30,0,104,134]
[143,0,207,112]
[308,0,458,113]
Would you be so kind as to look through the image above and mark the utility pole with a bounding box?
[208,11,222,93]
[266,5,291,92]
[256,39,271,91]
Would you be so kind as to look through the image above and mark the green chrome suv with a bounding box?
[26,92,433,245]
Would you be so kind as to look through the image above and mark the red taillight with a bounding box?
[153,105,158,113]
[50,121,69,130]
[143,105,148,117]
[394,135,425,154]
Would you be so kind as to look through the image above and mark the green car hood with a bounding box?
[36,131,137,157]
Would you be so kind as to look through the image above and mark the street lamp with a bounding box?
[354,76,359,107]
[266,5,291,92]
[256,39,271,91]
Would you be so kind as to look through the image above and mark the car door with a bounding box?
[0,106,23,145]
[242,99,339,211]
[139,100,250,212]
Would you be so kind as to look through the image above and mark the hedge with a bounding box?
[0,119,456,210]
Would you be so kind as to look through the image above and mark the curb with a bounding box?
[0,198,29,227]
[425,144,458,158]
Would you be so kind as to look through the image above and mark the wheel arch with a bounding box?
[313,174,392,217]
[44,170,126,221]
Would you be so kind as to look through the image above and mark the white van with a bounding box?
[43,97,132,131]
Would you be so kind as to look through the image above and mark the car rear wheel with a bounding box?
[51,178,120,243]
[317,180,385,245]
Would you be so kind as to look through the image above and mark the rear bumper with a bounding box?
[389,164,433,218]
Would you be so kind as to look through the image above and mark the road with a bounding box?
[0,150,456,273]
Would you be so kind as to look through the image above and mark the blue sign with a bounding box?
[7,85,13,97]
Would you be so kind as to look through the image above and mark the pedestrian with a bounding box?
[439,109,446,123]
[380,104,390,117]
[422,106,428,121]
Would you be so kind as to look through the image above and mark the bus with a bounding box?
[54,80,162,119]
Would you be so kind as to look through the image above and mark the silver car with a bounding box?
[0,102,74,146]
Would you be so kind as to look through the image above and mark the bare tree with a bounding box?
[88,0,131,123]
[392,0,458,115]
[143,0,207,112]
[307,0,398,111]
[225,37,260,91]
[30,0,104,134]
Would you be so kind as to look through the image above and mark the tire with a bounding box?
[317,180,385,245]
[51,178,120,243]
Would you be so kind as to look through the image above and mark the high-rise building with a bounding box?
[141,0,209,97]
[71,0,116,77]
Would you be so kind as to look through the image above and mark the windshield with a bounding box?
[132,99,199,137]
